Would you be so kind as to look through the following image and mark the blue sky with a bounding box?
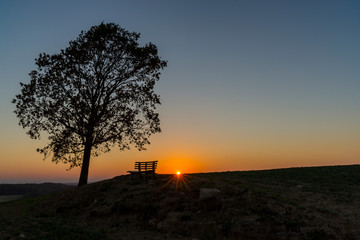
[1,0,359,183]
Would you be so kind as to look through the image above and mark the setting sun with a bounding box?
[176,171,181,176]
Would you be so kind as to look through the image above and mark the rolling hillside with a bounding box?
[1,165,360,240]
[0,183,72,199]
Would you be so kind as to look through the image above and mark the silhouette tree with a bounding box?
[12,23,167,187]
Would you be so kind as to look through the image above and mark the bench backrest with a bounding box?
[134,161,158,172]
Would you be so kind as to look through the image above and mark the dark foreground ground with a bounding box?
[0,183,71,200]
[1,165,360,240]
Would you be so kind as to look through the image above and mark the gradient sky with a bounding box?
[1,0,359,183]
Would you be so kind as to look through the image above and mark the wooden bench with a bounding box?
[127,161,158,180]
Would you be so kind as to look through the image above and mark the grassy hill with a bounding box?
[0,183,72,199]
[1,165,360,240]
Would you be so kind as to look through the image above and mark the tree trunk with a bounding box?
[78,141,92,187]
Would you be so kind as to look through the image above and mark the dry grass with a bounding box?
[1,165,360,239]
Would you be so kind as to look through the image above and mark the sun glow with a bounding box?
[176,171,181,176]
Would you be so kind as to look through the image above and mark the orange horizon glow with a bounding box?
[1,122,360,183]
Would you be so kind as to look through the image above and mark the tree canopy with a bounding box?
[12,22,167,186]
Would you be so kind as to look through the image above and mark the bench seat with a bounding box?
[127,161,158,180]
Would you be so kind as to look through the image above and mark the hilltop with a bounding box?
[1,165,360,239]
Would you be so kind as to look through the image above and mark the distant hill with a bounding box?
[0,183,72,198]
[1,165,360,239]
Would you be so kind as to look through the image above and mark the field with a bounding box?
[0,195,23,203]
[1,165,360,239]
